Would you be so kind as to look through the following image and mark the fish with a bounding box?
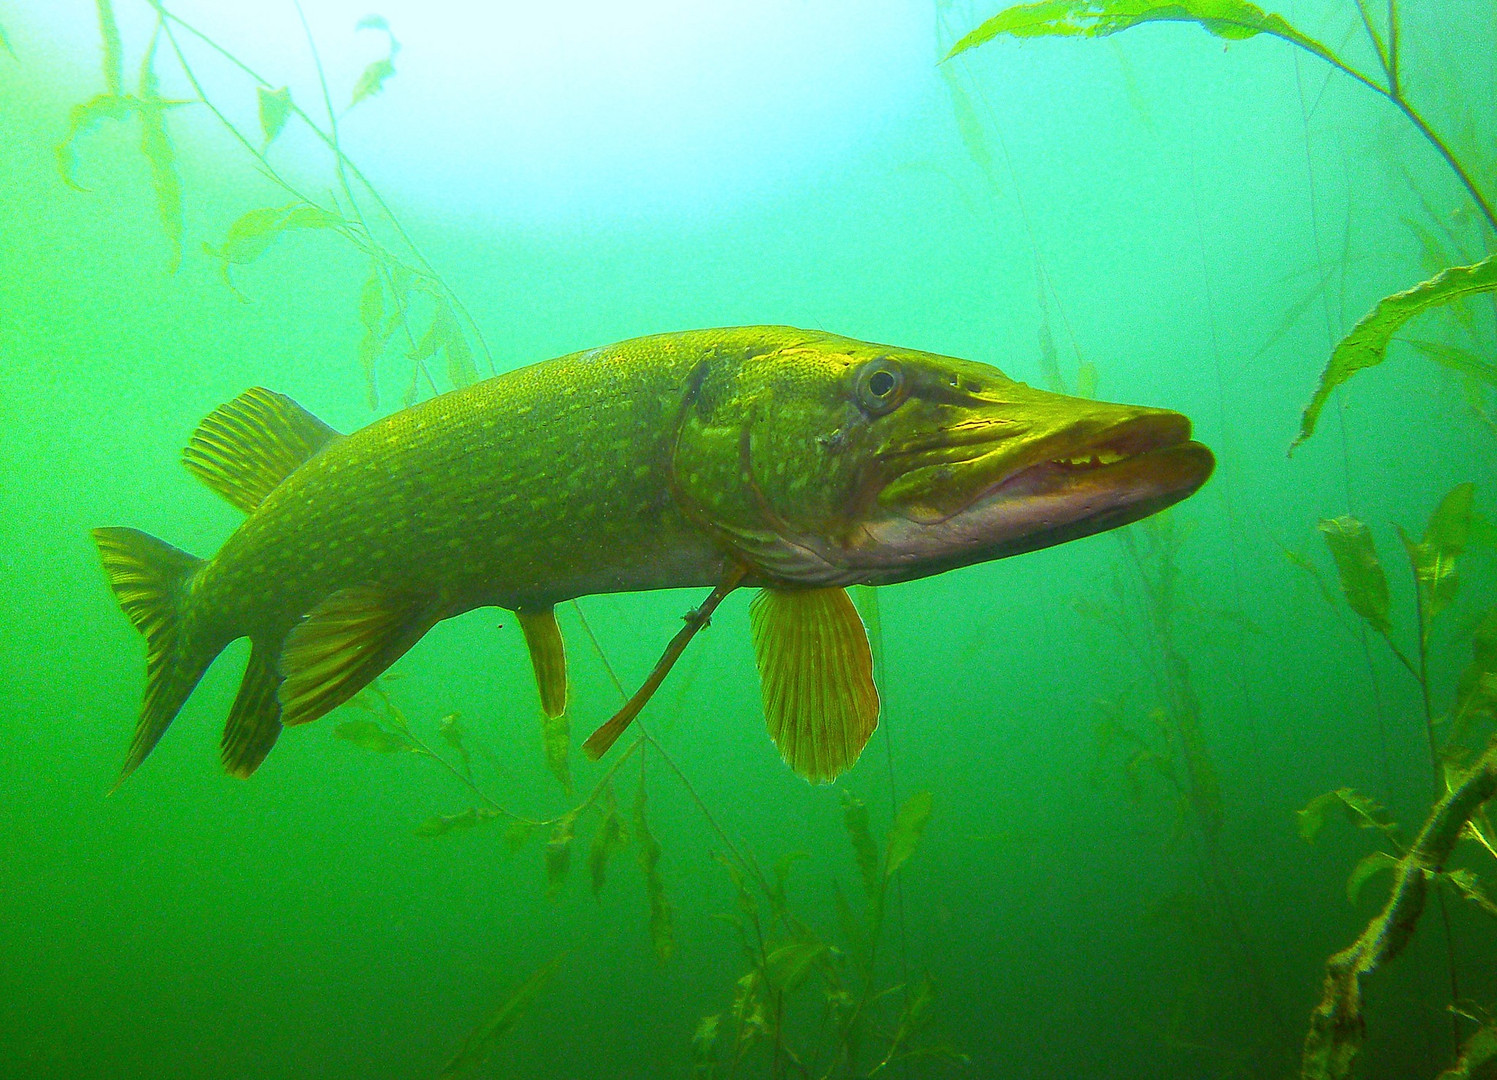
[92,326,1214,785]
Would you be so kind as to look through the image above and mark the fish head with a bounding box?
[672,330,1214,585]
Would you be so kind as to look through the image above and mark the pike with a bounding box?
[93,326,1213,785]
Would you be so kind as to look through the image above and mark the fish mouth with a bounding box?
[984,412,1211,507]
[863,408,1214,575]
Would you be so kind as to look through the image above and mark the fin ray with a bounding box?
[222,644,283,777]
[91,527,217,783]
[749,586,879,784]
[276,586,426,727]
[182,387,341,514]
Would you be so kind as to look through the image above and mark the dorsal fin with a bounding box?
[182,388,341,513]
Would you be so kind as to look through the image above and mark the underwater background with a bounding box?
[1,1,1495,1078]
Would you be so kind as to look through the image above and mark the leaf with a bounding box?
[258,86,292,145]
[945,0,1340,69]
[437,712,465,752]
[446,324,478,389]
[1398,483,1475,635]
[545,811,577,899]
[1406,339,1497,388]
[541,710,572,795]
[1345,850,1397,905]
[1296,254,1497,446]
[634,786,674,962]
[137,43,182,272]
[415,806,499,838]
[841,792,881,903]
[1454,610,1497,723]
[1296,787,1398,844]
[1441,868,1497,919]
[587,799,625,896]
[437,952,568,1080]
[885,790,933,878]
[332,717,415,753]
[0,21,13,58]
[691,1014,720,1074]
[503,820,537,852]
[206,204,346,289]
[870,975,935,1075]
[350,57,395,107]
[1317,516,1391,635]
[356,14,390,32]
[1437,1019,1497,1080]
[56,94,135,189]
[765,941,827,993]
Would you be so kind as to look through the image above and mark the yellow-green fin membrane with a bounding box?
[749,586,880,784]
[183,387,341,513]
[277,586,423,727]
[222,644,283,777]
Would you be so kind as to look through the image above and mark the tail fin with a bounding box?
[91,527,218,786]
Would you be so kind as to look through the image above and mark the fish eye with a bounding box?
[855,360,904,414]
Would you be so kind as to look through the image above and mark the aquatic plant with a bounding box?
[1288,484,1497,1077]
[329,598,952,1077]
[943,0,1497,451]
[61,0,491,408]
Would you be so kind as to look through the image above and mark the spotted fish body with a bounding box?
[93,326,1214,784]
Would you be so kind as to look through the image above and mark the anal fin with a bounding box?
[277,586,428,727]
[222,644,283,777]
[749,586,880,784]
[183,387,341,514]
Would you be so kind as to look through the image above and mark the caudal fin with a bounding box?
[91,527,217,786]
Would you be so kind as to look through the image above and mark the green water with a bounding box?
[2,2,1495,1078]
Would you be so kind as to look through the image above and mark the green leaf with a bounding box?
[764,941,827,993]
[587,800,625,896]
[545,811,577,900]
[356,14,390,32]
[1316,516,1391,635]
[56,94,135,189]
[415,806,499,838]
[691,1014,720,1074]
[885,790,933,878]
[1406,339,1497,388]
[1441,868,1497,919]
[437,952,568,1080]
[841,792,881,903]
[350,57,395,107]
[207,203,346,286]
[634,786,674,962]
[437,712,465,752]
[258,86,292,145]
[503,820,537,852]
[1296,254,1497,446]
[945,0,1339,67]
[541,710,572,795]
[137,43,183,272]
[332,717,415,753]
[1455,610,1497,723]
[1296,787,1398,844]
[1345,850,1397,905]
[1437,1019,1497,1080]
[1,21,14,58]
[1398,483,1475,635]
[870,975,936,1075]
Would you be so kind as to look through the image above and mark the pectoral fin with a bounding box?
[749,586,880,784]
[277,586,428,727]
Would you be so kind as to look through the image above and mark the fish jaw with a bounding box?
[852,407,1215,578]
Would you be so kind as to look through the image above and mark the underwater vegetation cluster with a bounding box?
[5,0,1493,1076]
